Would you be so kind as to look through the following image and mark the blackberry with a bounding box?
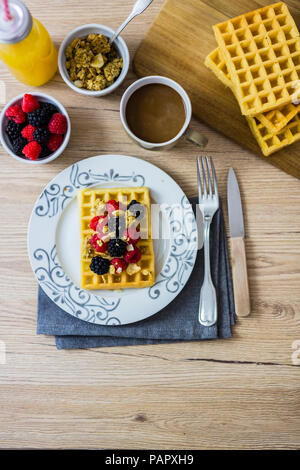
[107,239,127,257]
[127,199,145,218]
[12,136,27,156]
[33,127,50,144]
[39,145,52,159]
[39,101,58,116]
[108,216,126,237]
[90,256,110,275]
[27,108,49,127]
[6,121,22,140]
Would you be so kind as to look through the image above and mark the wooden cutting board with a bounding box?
[133,0,300,179]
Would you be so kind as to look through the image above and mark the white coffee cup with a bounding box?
[120,75,207,151]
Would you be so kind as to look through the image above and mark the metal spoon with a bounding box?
[109,0,153,44]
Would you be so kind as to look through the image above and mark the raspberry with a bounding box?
[46,134,63,152]
[90,216,101,231]
[111,258,128,274]
[93,221,111,242]
[90,234,108,253]
[89,215,107,232]
[6,104,26,124]
[123,246,141,264]
[22,141,41,160]
[106,199,125,215]
[89,216,109,241]
[48,113,67,134]
[21,94,40,113]
[122,226,140,245]
[21,124,37,142]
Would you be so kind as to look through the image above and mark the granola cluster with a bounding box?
[65,34,123,91]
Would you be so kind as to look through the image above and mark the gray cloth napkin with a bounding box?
[37,198,235,349]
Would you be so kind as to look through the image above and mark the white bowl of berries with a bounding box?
[0,92,71,164]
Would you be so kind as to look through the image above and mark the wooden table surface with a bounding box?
[0,0,299,450]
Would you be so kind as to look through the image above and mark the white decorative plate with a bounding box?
[28,155,198,325]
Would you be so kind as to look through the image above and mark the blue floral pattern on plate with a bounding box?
[149,195,197,299]
[34,246,121,324]
[28,155,197,325]
[35,163,145,218]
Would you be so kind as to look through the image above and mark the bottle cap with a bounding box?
[0,0,32,44]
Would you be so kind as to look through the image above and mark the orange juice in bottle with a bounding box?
[0,0,57,86]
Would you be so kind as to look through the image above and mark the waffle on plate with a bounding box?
[78,187,155,290]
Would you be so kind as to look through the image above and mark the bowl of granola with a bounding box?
[58,24,130,96]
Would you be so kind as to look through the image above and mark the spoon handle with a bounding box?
[109,0,153,44]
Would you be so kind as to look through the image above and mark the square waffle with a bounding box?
[205,47,236,89]
[205,47,300,133]
[247,113,300,156]
[213,2,300,117]
[78,187,155,290]
[205,48,300,155]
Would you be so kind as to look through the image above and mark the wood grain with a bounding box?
[230,237,251,317]
[133,0,300,179]
[0,0,299,450]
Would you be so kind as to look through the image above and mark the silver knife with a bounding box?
[227,168,250,317]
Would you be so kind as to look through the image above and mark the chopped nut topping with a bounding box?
[112,209,125,217]
[109,265,115,274]
[126,215,136,227]
[92,199,106,216]
[83,236,94,258]
[126,263,141,276]
[102,234,111,243]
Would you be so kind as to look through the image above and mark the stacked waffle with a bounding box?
[205,2,300,156]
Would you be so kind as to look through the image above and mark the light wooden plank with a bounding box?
[0,0,299,450]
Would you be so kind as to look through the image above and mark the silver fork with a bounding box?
[197,156,219,327]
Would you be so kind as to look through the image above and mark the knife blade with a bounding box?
[227,167,244,238]
[227,168,250,317]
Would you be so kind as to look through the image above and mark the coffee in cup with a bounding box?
[120,76,207,151]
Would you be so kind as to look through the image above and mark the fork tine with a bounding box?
[200,157,207,198]
[196,156,203,198]
[205,156,213,197]
[210,156,219,199]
